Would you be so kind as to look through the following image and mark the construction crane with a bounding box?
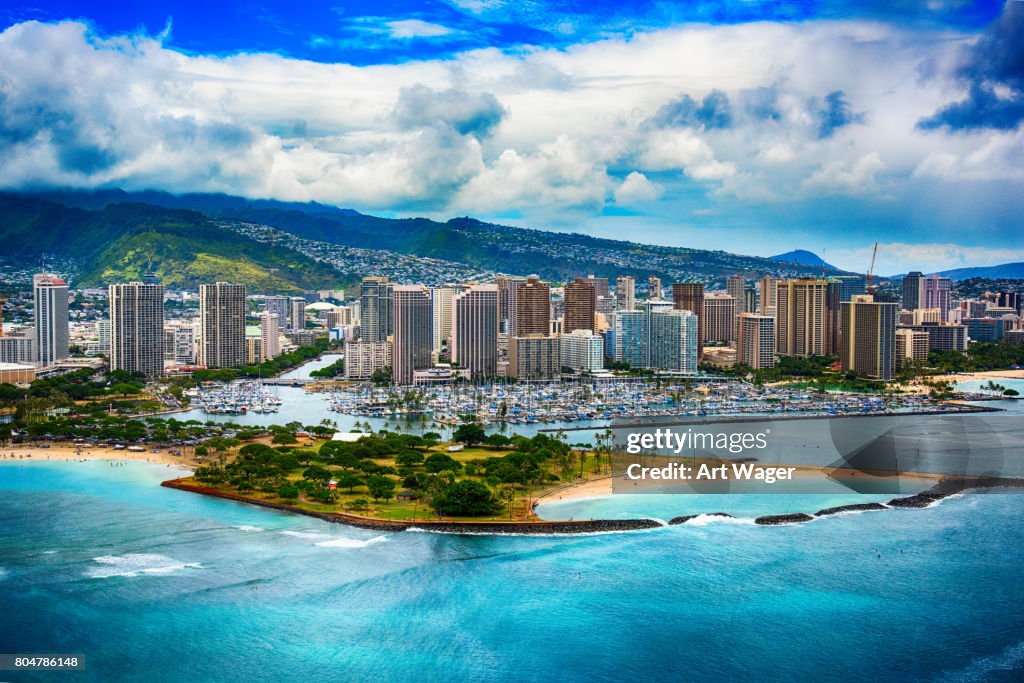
[866,242,879,293]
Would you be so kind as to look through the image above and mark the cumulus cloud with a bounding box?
[614,171,663,204]
[393,84,506,136]
[918,1,1024,131]
[801,152,887,197]
[652,89,732,130]
[0,12,1016,237]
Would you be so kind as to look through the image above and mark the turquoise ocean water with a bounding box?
[3,447,1024,682]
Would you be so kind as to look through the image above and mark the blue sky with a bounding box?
[0,1,1021,273]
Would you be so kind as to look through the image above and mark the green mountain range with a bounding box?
[22,189,850,286]
[0,195,347,294]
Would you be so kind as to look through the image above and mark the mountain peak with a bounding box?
[770,249,835,270]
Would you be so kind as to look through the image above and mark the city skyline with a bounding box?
[0,2,1021,275]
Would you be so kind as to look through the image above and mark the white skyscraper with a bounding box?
[260,312,281,361]
[451,284,499,379]
[33,273,69,368]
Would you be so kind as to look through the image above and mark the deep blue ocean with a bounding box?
[3,450,1024,683]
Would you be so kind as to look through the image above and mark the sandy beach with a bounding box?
[0,444,198,470]
[930,369,1024,384]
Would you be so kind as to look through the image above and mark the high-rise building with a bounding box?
[264,296,290,330]
[895,328,929,368]
[672,282,705,354]
[840,294,897,380]
[648,309,698,373]
[359,276,393,343]
[586,275,610,298]
[921,275,951,322]
[996,291,1022,314]
[775,279,837,358]
[614,310,646,368]
[726,277,748,313]
[245,327,264,365]
[392,285,433,385]
[833,275,867,302]
[260,312,280,361]
[344,341,392,380]
[164,320,197,365]
[759,275,776,315]
[96,319,111,356]
[512,276,551,337]
[508,334,560,381]
[560,329,604,373]
[615,276,635,311]
[288,296,307,332]
[564,278,597,333]
[109,282,165,378]
[431,287,456,353]
[736,313,776,369]
[495,275,525,335]
[648,276,662,299]
[912,308,942,325]
[703,293,736,344]
[0,328,37,366]
[902,271,924,311]
[451,284,498,379]
[199,282,247,368]
[33,273,69,368]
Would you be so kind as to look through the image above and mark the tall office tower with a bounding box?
[512,275,551,337]
[451,284,498,379]
[260,312,280,361]
[840,294,897,380]
[615,276,635,311]
[703,293,737,344]
[759,275,776,315]
[736,313,776,369]
[648,309,698,373]
[560,329,604,373]
[727,276,748,313]
[431,287,456,352]
[671,282,705,355]
[264,296,290,328]
[288,297,307,332]
[199,282,247,368]
[743,284,757,315]
[614,310,646,368]
[775,279,835,358]
[643,299,673,365]
[508,334,560,381]
[495,275,525,335]
[109,282,166,378]
[833,275,867,302]
[564,278,597,333]
[359,276,393,343]
[586,275,610,298]
[912,308,942,325]
[647,276,662,299]
[921,275,951,322]
[895,328,929,368]
[33,273,69,368]
[392,285,433,385]
[902,271,924,310]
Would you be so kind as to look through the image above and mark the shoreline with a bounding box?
[0,444,198,470]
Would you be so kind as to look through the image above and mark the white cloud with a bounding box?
[801,153,887,197]
[614,171,663,204]
[0,15,1016,234]
[386,19,454,39]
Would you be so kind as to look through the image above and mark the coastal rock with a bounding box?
[814,503,888,517]
[886,493,946,508]
[754,513,814,525]
[668,512,735,525]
